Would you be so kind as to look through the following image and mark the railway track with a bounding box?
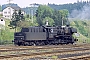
[0,43,90,50]
[0,44,90,55]
[0,47,90,60]
[0,44,90,60]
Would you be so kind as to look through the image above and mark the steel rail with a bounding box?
[0,47,90,59]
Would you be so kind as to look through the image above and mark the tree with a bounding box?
[36,5,54,26]
[17,21,30,28]
[36,5,69,26]
[42,17,54,26]
[18,10,25,21]
[8,10,25,32]
[48,1,90,14]
[52,10,62,26]
[8,10,18,29]
[0,5,2,11]
[59,9,69,25]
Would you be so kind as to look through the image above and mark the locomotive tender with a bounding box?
[13,24,78,46]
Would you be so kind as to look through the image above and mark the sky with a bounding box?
[0,0,89,8]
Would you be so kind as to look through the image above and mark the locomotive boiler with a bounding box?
[13,24,78,46]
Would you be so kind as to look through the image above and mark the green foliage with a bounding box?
[82,21,87,26]
[8,10,18,29]
[48,1,90,13]
[36,5,69,26]
[0,29,14,40]
[42,17,54,26]
[17,21,30,28]
[8,10,25,31]
[0,27,14,44]
[52,10,62,26]
[0,5,2,11]
[59,9,69,18]
[18,10,25,21]
[74,21,88,37]
[59,9,69,25]
[36,5,54,26]
[70,20,90,43]
[26,14,29,18]
[24,15,38,26]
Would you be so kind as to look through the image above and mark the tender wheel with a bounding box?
[29,42,36,46]
[71,42,74,45]
[24,42,29,46]
[17,42,21,46]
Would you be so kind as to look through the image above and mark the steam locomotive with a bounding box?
[13,24,78,46]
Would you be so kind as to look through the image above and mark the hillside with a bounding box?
[70,19,90,43]
[22,1,90,14]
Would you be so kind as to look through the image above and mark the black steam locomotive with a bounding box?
[13,24,78,46]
